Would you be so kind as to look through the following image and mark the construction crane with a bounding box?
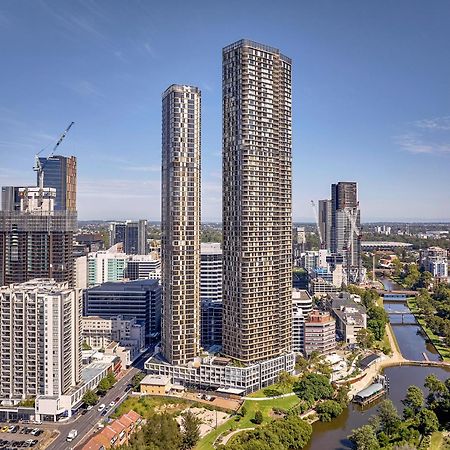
[34,121,75,190]
[310,200,324,248]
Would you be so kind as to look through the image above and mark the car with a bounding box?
[29,441,38,447]
[10,426,19,433]
[109,401,115,408]
[81,409,88,416]
[97,404,105,412]
[115,397,120,403]
[86,405,93,411]
[1,426,8,432]
[100,410,107,416]
[29,429,41,436]
[7,426,15,433]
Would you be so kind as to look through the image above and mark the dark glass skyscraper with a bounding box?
[38,155,77,211]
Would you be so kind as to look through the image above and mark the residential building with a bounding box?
[0,186,76,287]
[421,247,448,280]
[293,227,306,267]
[75,256,87,290]
[304,310,336,356]
[161,84,201,366]
[0,279,81,404]
[292,289,313,353]
[87,244,128,287]
[200,243,222,303]
[330,182,363,284]
[82,315,145,353]
[126,253,161,280]
[1,186,21,211]
[318,199,332,250]
[140,375,172,395]
[38,155,77,211]
[83,279,161,343]
[330,293,367,344]
[222,39,293,366]
[110,220,148,255]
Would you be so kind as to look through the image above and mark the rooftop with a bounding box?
[87,278,160,292]
[355,383,384,399]
[141,374,171,386]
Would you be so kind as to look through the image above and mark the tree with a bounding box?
[106,371,117,386]
[356,328,375,349]
[82,389,98,407]
[97,377,111,395]
[181,410,201,450]
[240,406,247,417]
[416,408,439,437]
[316,400,343,422]
[277,370,296,389]
[376,400,401,436]
[295,356,308,373]
[402,385,424,416]
[424,374,448,407]
[349,425,380,450]
[293,373,334,403]
[253,410,263,424]
[131,372,145,390]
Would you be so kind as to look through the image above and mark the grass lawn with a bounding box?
[430,431,443,450]
[112,395,195,419]
[246,384,293,398]
[195,394,301,450]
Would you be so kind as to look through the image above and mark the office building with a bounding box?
[0,279,81,403]
[87,244,128,287]
[293,227,306,267]
[292,289,313,353]
[110,220,148,255]
[126,253,161,280]
[304,310,336,356]
[1,186,21,211]
[331,182,363,284]
[200,243,222,303]
[318,199,332,250]
[201,301,222,349]
[421,247,448,280]
[222,39,293,365]
[83,279,161,343]
[38,155,77,211]
[0,187,76,287]
[160,84,201,366]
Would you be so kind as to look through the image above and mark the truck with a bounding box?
[66,429,78,442]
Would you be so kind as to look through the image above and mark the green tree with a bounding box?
[181,410,201,449]
[240,406,247,417]
[277,370,296,389]
[82,389,98,406]
[131,372,145,390]
[416,408,439,437]
[349,425,380,450]
[295,356,308,373]
[376,399,401,436]
[356,328,375,349]
[316,400,343,422]
[293,373,334,403]
[253,410,263,424]
[106,371,117,386]
[97,377,111,395]
[402,385,424,416]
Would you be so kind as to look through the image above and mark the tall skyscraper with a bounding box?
[0,187,77,286]
[38,155,77,211]
[330,182,362,283]
[110,220,147,254]
[222,40,292,364]
[1,186,21,211]
[318,199,332,250]
[161,84,201,366]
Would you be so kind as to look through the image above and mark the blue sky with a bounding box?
[0,0,449,222]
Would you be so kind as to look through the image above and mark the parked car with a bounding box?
[97,404,105,412]
[86,405,93,411]
[109,401,115,408]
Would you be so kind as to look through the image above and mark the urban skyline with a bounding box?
[0,1,449,222]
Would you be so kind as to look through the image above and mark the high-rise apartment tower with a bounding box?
[161,85,201,366]
[222,40,292,363]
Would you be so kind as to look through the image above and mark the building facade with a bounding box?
[0,279,81,403]
[161,84,201,366]
[110,220,147,255]
[421,247,448,280]
[126,253,161,280]
[38,155,77,211]
[87,244,128,287]
[292,289,313,353]
[318,199,332,250]
[222,39,293,364]
[83,279,161,343]
[304,310,336,356]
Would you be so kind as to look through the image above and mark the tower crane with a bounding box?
[310,200,324,249]
[34,121,75,190]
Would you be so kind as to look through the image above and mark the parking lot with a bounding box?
[0,425,47,449]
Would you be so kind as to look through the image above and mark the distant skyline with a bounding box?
[0,0,449,221]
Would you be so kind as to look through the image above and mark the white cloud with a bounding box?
[414,116,450,131]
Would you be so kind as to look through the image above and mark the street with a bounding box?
[46,348,152,450]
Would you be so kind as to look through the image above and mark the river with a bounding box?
[305,280,450,450]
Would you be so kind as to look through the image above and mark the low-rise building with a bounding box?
[304,310,336,356]
[140,375,171,395]
[330,293,367,344]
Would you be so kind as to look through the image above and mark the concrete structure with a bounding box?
[38,155,77,211]
[201,300,222,349]
[1,186,21,211]
[331,182,363,284]
[200,243,222,303]
[82,315,145,353]
[87,244,128,287]
[318,199,332,250]
[126,253,161,280]
[293,227,306,267]
[0,279,81,405]
[421,246,448,280]
[75,255,87,290]
[361,241,413,251]
[140,375,171,395]
[304,310,336,356]
[110,220,148,255]
[222,39,293,364]
[330,293,367,344]
[81,410,143,450]
[161,84,201,366]
[83,279,161,343]
[0,187,77,287]
[292,289,313,353]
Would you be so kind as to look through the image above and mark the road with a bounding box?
[46,348,152,450]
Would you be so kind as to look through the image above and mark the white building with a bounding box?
[292,289,313,353]
[200,243,222,303]
[0,279,81,403]
[421,247,448,280]
[87,244,128,287]
[126,253,161,280]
